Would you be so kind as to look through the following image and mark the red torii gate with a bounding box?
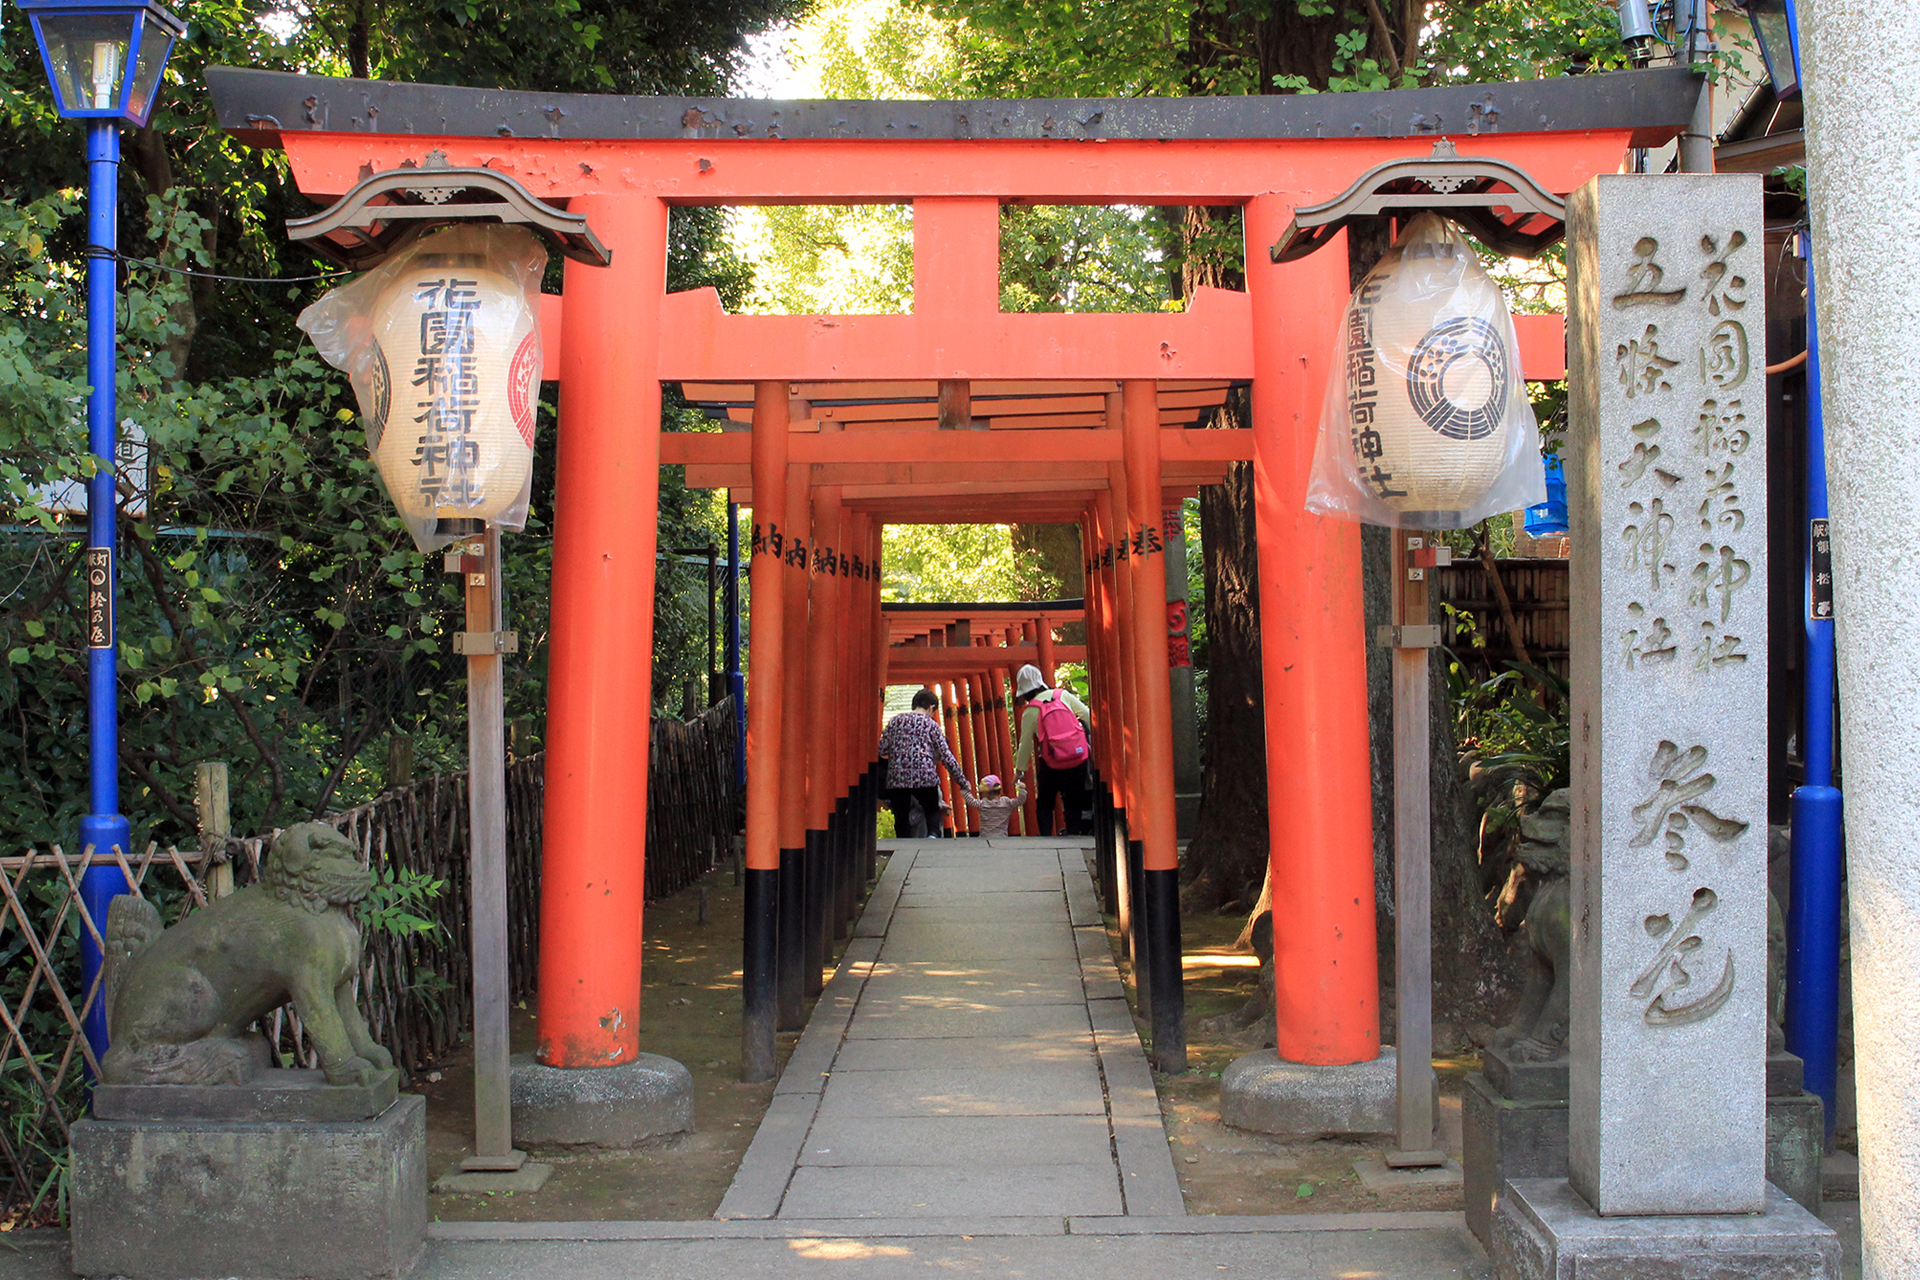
[208,65,1694,1088]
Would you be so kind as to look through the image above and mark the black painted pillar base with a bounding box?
[1091,772,1116,913]
[803,828,828,998]
[863,763,879,881]
[833,796,854,938]
[1128,837,1149,1022]
[1144,866,1186,1074]
[741,867,779,1082]
[776,847,805,1031]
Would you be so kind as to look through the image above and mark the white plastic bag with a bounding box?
[297,224,547,551]
[1305,213,1547,529]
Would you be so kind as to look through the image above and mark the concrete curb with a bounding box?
[428,1209,1471,1242]
[1060,850,1185,1218]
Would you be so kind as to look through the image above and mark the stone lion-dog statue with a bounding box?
[100,822,395,1088]
[1492,789,1572,1063]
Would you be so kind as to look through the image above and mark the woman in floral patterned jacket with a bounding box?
[878,687,972,839]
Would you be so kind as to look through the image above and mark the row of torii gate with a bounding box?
[209,65,1698,1082]
[877,601,1089,839]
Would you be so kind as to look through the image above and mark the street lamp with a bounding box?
[18,0,184,1063]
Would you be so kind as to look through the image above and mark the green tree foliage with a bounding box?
[0,0,796,850]
[1001,205,1174,314]
[882,523,1060,602]
[730,203,915,315]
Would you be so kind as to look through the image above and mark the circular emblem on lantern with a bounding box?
[366,345,392,450]
[1405,317,1508,442]
[507,332,539,449]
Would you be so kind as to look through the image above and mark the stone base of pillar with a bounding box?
[1218,1048,1414,1136]
[1465,1070,1828,1245]
[509,1051,693,1148]
[71,1095,425,1279]
[1489,1178,1838,1280]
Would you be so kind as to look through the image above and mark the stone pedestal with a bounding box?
[1490,1177,1838,1280]
[1765,1089,1825,1215]
[1483,1044,1568,1101]
[91,1067,400,1123]
[1464,1072,1572,1244]
[71,1093,425,1280]
[509,1051,693,1148]
[1467,1066,1828,1244]
[1219,1048,1420,1136]
[1174,792,1201,840]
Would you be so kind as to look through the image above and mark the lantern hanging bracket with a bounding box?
[287,150,611,271]
[454,630,520,656]
[1270,139,1568,264]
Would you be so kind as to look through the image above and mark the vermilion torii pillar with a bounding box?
[1124,378,1188,1071]
[1244,213,1381,1068]
[539,193,669,1069]
[741,380,790,1080]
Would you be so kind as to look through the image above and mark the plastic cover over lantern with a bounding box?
[298,224,545,551]
[1305,213,1546,529]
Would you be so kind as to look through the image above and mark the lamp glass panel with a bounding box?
[35,12,136,116]
[1745,0,1798,97]
[124,15,175,124]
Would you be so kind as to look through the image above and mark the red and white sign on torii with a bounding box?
[208,65,1698,1087]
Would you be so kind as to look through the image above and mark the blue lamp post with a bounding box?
[18,0,183,1062]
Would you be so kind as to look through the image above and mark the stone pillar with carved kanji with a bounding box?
[1488,173,1838,1278]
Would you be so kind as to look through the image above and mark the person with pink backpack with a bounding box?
[1011,663,1093,837]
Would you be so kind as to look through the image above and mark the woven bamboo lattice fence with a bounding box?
[0,698,735,1224]
[1433,557,1571,678]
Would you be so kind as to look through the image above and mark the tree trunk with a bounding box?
[1011,523,1087,644]
[1182,450,1270,910]
[1175,186,1270,909]
[349,0,372,81]
[125,126,199,383]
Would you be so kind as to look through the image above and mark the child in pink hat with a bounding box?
[962,774,1028,839]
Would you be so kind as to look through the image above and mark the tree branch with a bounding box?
[119,746,200,831]
[1361,0,1404,80]
[1477,527,1535,670]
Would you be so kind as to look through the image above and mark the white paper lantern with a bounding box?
[298,224,546,550]
[1307,213,1545,529]
[365,254,537,526]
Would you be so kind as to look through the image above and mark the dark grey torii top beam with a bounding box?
[205,65,1699,150]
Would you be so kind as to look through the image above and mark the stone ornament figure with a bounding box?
[1493,789,1573,1063]
[100,822,395,1087]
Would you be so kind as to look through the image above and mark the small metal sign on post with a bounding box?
[1809,518,1833,620]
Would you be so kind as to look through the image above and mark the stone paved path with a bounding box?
[717,837,1185,1220]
